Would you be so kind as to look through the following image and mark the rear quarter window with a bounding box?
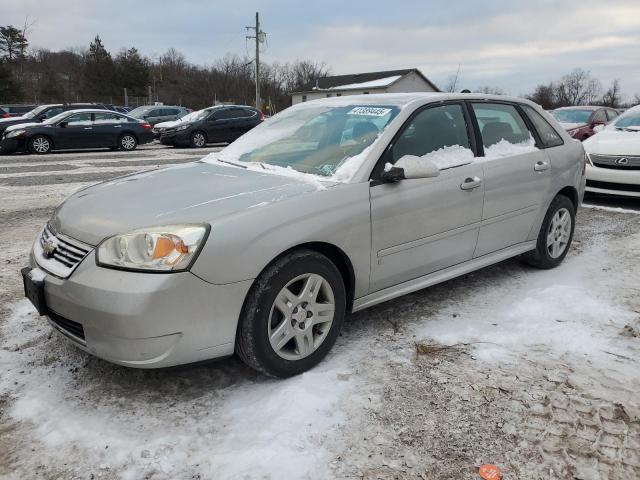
[521,104,564,148]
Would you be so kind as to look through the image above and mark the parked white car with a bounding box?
[583,105,640,197]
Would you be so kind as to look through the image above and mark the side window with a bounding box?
[606,109,618,121]
[472,103,531,148]
[148,109,162,118]
[213,109,234,120]
[592,110,607,123]
[521,105,563,148]
[65,113,93,126]
[41,107,63,119]
[94,112,128,124]
[391,104,471,163]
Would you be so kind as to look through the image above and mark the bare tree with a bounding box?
[556,68,601,106]
[526,83,556,109]
[475,85,505,95]
[601,79,622,108]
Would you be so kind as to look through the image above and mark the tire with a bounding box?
[236,249,346,377]
[521,194,575,269]
[28,135,52,154]
[118,133,137,151]
[189,131,207,148]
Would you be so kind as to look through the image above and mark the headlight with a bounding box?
[176,124,189,131]
[5,129,26,138]
[96,224,209,272]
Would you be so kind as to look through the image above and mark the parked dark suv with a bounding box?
[551,106,619,141]
[160,105,263,147]
[0,103,109,136]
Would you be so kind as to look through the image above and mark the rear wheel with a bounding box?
[28,135,52,154]
[118,134,137,151]
[521,194,575,269]
[190,131,207,148]
[236,250,346,377]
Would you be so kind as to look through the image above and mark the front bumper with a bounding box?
[585,164,640,197]
[160,128,190,145]
[0,137,24,154]
[27,250,252,368]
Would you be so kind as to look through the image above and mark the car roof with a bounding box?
[297,92,543,110]
[61,108,136,116]
[554,106,601,111]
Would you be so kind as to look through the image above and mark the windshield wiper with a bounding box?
[217,158,248,169]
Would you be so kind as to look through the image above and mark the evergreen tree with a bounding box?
[0,25,28,62]
[0,61,22,101]
[115,47,149,96]
[83,35,116,100]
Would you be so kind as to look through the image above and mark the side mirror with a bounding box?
[381,154,440,182]
[593,124,606,133]
[59,121,68,128]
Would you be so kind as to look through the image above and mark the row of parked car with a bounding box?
[0,103,263,154]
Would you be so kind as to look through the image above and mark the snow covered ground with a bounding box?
[0,149,639,478]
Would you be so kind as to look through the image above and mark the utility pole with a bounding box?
[246,12,266,110]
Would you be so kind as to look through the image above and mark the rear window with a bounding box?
[472,103,531,147]
[521,105,564,148]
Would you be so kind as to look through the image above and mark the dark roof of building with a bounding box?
[295,68,439,93]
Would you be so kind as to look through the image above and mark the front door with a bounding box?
[56,112,97,149]
[370,103,484,292]
[470,102,551,257]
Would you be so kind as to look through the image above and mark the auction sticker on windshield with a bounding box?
[348,107,392,117]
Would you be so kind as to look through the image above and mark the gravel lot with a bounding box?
[0,146,639,479]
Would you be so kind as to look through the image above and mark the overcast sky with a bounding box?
[3,0,640,99]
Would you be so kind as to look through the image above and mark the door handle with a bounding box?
[83,127,92,130]
[534,160,550,172]
[460,176,482,191]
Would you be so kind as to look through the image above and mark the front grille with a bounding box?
[35,224,92,278]
[47,310,86,341]
[590,154,640,170]
[586,180,640,192]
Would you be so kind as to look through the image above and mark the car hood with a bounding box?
[4,122,40,132]
[584,130,640,156]
[50,161,325,246]
[154,119,181,129]
[559,122,586,131]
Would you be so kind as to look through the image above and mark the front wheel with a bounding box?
[190,131,207,148]
[235,250,346,377]
[118,134,137,151]
[28,135,52,154]
[521,194,575,269]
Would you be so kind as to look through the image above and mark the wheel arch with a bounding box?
[254,241,356,313]
[30,133,55,150]
[557,185,579,210]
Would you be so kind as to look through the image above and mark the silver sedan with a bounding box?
[23,93,585,377]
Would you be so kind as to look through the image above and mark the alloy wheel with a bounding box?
[192,133,206,147]
[121,135,136,150]
[32,137,50,153]
[268,273,336,361]
[547,207,571,258]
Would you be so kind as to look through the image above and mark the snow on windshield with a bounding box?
[203,102,401,183]
[612,106,640,130]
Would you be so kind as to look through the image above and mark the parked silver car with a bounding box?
[22,93,585,377]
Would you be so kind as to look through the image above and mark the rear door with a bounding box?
[92,112,129,146]
[369,102,484,292]
[470,102,551,257]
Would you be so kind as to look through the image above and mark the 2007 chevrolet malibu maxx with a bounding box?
[22,93,585,377]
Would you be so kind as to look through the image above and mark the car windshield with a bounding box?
[23,105,50,119]
[180,108,215,123]
[43,111,77,125]
[128,107,152,118]
[612,109,640,130]
[551,109,593,124]
[214,103,399,177]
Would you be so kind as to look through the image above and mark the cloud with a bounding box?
[3,0,640,98]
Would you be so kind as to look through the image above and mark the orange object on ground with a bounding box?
[478,464,501,479]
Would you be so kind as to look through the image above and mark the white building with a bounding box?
[291,68,439,105]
